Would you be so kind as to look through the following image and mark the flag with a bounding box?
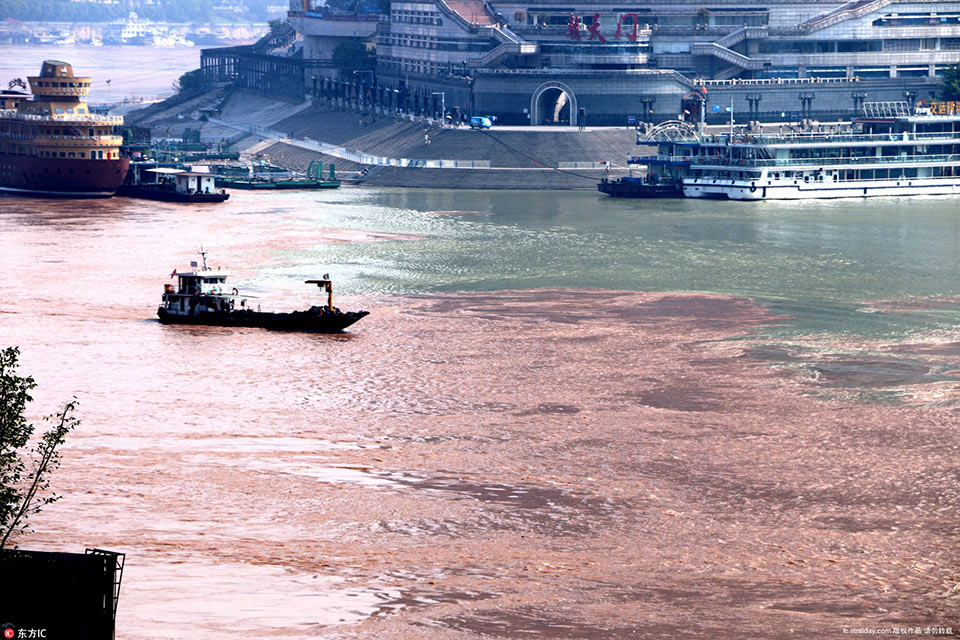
[322,273,330,279]
[170,268,177,278]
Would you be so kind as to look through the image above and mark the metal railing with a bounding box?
[0,110,123,124]
[697,131,960,145]
[697,76,867,87]
[686,152,960,167]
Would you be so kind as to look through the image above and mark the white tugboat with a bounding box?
[157,250,368,332]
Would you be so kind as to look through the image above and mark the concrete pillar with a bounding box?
[846,65,854,78]
[929,63,937,77]
[797,65,806,79]
[889,65,897,78]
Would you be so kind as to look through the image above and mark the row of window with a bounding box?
[0,124,109,136]
[379,57,456,76]
[529,13,767,27]
[34,81,90,89]
[392,10,442,25]
[379,35,492,52]
[38,149,115,159]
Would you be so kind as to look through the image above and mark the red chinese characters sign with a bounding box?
[568,13,643,42]
[567,13,581,40]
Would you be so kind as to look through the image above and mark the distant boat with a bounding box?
[157,250,368,332]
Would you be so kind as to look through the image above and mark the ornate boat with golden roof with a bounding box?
[0,60,129,198]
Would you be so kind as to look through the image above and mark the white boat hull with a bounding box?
[683,177,960,200]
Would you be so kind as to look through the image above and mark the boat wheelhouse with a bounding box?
[680,102,960,201]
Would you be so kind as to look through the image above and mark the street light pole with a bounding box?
[432,91,445,125]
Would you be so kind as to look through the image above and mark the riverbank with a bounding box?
[127,88,641,189]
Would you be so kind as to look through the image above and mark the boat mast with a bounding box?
[198,246,208,271]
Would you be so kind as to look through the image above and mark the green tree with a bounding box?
[940,64,960,100]
[0,347,78,550]
[332,39,375,69]
[173,68,207,94]
[268,18,285,34]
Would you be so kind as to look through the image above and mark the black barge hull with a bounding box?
[117,185,230,203]
[157,306,368,332]
[597,180,683,198]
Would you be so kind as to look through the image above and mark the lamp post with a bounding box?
[903,90,917,112]
[353,70,374,108]
[852,90,867,115]
[639,95,656,123]
[431,91,446,124]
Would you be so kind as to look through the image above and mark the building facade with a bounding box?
[204,0,959,124]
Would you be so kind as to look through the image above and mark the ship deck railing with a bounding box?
[0,110,123,124]
[694,131,960,146]
[685,153,960,168]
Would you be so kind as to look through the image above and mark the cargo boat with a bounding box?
[217,160,340,190]
[157,251,368,332]
[0,60,129,198]
[118,163,229,203]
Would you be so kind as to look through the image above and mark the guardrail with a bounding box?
[698,76,869,87]
[686,152,960,167]
[0,111,124,124]
[697,131,960,145]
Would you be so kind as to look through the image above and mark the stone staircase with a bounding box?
[690,41,771,71]
[443,0,495,25]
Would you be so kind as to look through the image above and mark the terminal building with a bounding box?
[202,0,960,125]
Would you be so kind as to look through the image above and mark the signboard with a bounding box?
[930,101,959,115]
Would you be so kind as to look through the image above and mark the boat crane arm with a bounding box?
[305,279,334,309]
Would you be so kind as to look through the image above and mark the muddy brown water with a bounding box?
[2,193,960,638]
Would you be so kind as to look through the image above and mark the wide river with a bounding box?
[0,44,202,103]
[4,187,960,637]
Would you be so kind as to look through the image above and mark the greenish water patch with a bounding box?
[277,188,960,343]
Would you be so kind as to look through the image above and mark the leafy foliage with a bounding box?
[940,64,960,100]
[173,68,207,94]
[332,39,375,69]
[0,347,78,549]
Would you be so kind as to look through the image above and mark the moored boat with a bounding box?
[597,176,682,198]
[217,160,340,190]
[157,251,368,332]
[0,60,129,198]
[681,101,960,201]
[118,163,229,203]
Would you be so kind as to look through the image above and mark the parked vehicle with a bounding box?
[470,116,493,130]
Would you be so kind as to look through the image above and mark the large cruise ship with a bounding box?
[0,60,129,198]
[648,101,960,200]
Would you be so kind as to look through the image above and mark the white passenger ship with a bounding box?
[679,102,960,201]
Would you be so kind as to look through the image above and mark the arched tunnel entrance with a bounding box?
[538,88,570,125]
[530,82,578,127]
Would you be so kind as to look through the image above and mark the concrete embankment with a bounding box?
[267,106,639,188]
[128,90,641,189]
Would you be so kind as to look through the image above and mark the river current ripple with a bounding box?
[3,190,960,638]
